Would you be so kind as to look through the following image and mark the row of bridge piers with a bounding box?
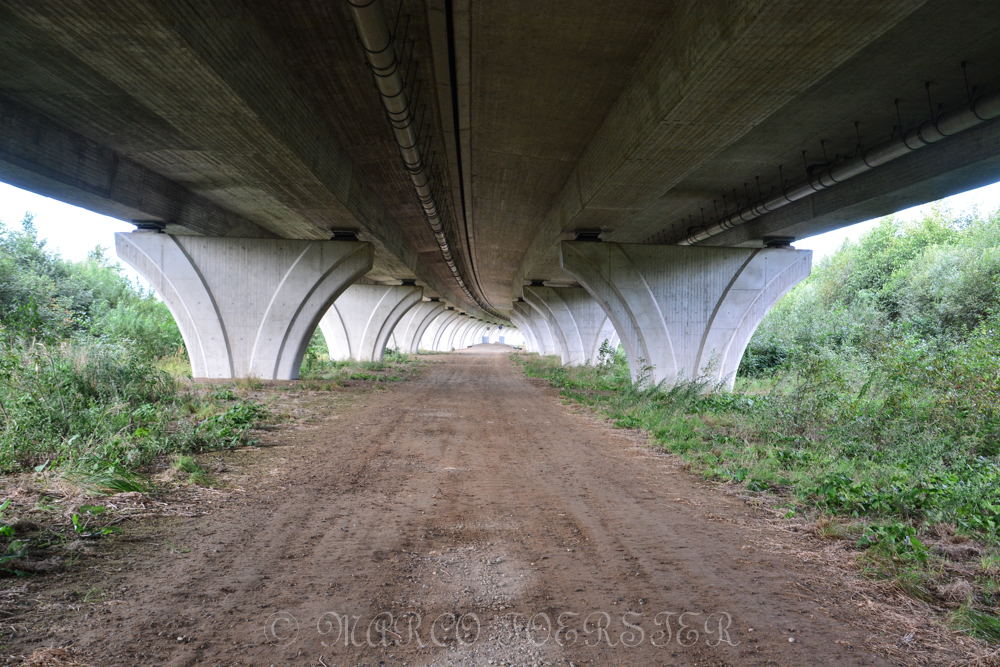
[115,231,811,387]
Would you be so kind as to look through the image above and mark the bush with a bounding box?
[0,212,266,478]
[0,215,184,358]
[0,337,268,474]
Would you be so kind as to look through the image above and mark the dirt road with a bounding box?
[17,346,890,666]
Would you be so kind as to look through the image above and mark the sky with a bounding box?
[3,178,1000,290]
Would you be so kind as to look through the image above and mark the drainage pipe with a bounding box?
[347,0,477,305]
[679,88,1000,245]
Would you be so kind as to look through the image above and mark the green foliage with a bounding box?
[0,213,269,478]
[949,605,1000,643]
[64,456,152,495]
[0,216,184,357]
[856,522,928,562]
[743,205,1000,374]
[193,401,268,449]
[0,499,28,572]
[171,455,202,474]
[300,327,329,376]
[70,505,121,538]
[171,455,211,486]
[0,338,271,474]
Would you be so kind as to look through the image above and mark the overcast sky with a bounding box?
[3,179,1000,291]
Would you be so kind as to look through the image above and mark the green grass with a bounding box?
[0,337,271,477]
[949,605,1000,643]
[171,454,212,486]
[298,332,421,384]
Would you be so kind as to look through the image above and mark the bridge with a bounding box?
[2,0,999,382]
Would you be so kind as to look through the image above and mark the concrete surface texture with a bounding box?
[502,329,524,347]
[509,310,541,354]
[3,0,999,331]
[504,328,524,347]
[561,242,812,387]
[434,315,464,352]
[319,284,423,362]
[446,317,480,351]
[421,310,461,352]
[461,323,486,348]
[393,300,447,354]
[115,232,373,379]
[440,314,474,352]
[522,288,575,365]
[484,326,502,344]
[523,285,618,366]
[512,301,558,358]
[468,323,489,347]
[482,324,517,346]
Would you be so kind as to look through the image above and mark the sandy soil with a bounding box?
[2,346,896,666]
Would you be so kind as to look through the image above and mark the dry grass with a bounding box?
[21,648,91,667]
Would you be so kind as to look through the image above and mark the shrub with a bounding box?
[0,216,184,359]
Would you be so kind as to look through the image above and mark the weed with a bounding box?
[982,553,1000,577]
[171,454,211,486]
[298,378,343,391]
[383,348,412,363]
[949,604,1000,643]
[62,456,150,495]
[212,388,237,401]
[82,587,105,603]
[857,523,929,562]
[193,401,269,449]
[70,505,120,538]
[234,377,263,391]
[0,499,27,573]
[171,455,201,474]
[814,516,847,540]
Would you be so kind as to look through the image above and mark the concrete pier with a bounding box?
[115,233,372,379]
[319,285,423,362]
[561,242,812,387]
